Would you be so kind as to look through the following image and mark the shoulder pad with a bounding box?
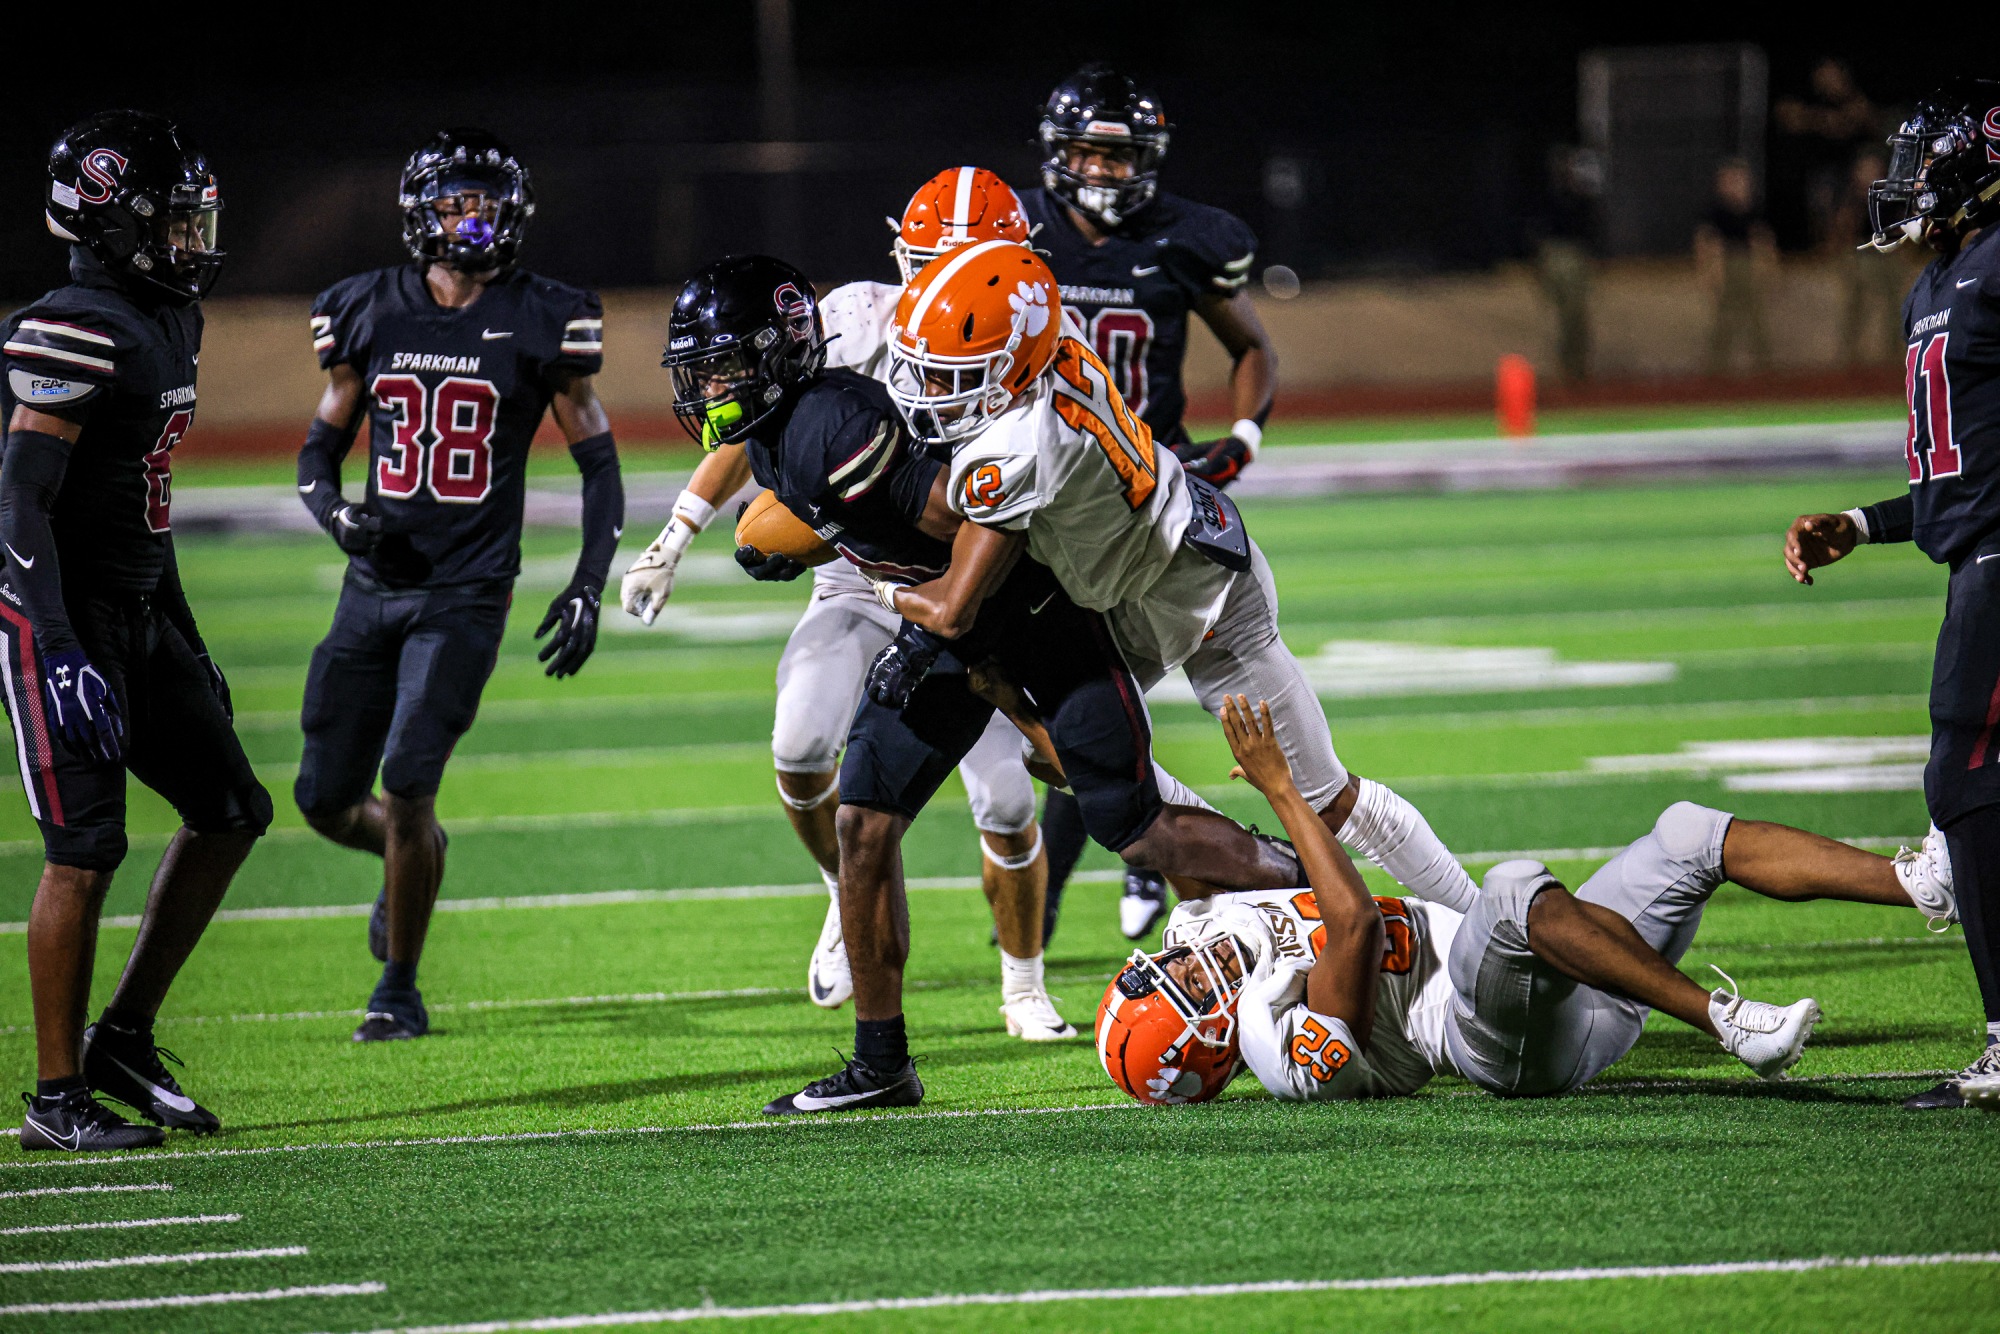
[1152,195,1258,294]
[4,293,129,383]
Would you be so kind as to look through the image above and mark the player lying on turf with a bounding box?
[1096,695,1960,1105]
[294,129,624,1043]
[620,170,1072,1038]
[872,241,1478,921]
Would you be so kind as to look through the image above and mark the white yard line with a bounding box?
[321,1252,2000,1331]
[0,1181,171,1200]
[0,1245,306,1274]
[0,1281,382,1316]
[0,1212,240,1235]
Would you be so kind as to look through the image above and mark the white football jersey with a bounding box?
[820,280,901,383]
[1164,888,1462,1101]
[946,336,1227,668]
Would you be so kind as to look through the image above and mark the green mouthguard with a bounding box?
[701,398,744,451]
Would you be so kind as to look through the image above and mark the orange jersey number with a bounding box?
[1049,337,1157,511]
[1288,891,1418,975]
[1288,1016,1353,1083]
[962,462,1007,510]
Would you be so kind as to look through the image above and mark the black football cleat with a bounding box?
[352,986,428,1043]
[1119,868,1170,940]
[763,1054,923,1116]
[83,1020,220,1134]
[1904,1040,2000,1110]
[19,1088,164,1152]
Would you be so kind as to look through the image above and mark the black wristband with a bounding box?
[297,416,353,531]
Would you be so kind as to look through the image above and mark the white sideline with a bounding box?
[0,1181,170,1199]
[0,1245,306,1274]
[0,836,1921,936]
[0,1212,239,1235]
[0,1281,382,1316]
[321,1252,2000,1331]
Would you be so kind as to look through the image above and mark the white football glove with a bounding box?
[620,540,679,625]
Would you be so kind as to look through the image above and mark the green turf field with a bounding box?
[1,472,1995,1332]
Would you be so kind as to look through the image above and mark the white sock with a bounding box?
[1987,1021,2000,1047]
[1000,950,1044,1002]
[1337,778,1480,914]
[820,866,839,900]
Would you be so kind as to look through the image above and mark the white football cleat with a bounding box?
[807,891,852,1010]
[1708,967,1820,1079]
[1894,824,1957,931]
[1000,989,1079,1041]
[1961,1072,2000,1111]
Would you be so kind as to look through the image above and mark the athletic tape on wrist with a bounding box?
[981,828,1045,871]
[1843,507,1872,543]
[1231,418,1263,458]
[775,774,839,811]
[872,580,902,615]
[671,489,717,533]
[658,519,697,558]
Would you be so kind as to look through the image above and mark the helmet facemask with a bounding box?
[1116,923,1248,1060]
[1041,127,1165,228]
[1866,91,2000,253]
[401,155,534,273]
[888,282,1051,448]
[666,336,787,451]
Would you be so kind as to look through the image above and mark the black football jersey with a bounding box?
[1019,187,1256,443]
[0,252,200,595]
[742,370,950,584]
[310,265,603,586]
[1901,227,2000,565]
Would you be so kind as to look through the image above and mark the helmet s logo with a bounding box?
[773,283,811,342]
[75,148,129,205]
[1986,107,2000,165]
[1009,282,1051,336]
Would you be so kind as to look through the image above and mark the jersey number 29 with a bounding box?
[371,375,499,504]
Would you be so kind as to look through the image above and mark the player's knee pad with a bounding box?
[178,777,273,839]
[1651,801,1730,871]
[771,707,845,776]
[965,768,1037,836]
[40,821,128,873]
[1479,859,1561,929]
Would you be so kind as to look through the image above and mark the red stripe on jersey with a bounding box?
[1969,670,2000,772]
[0,603,63,824]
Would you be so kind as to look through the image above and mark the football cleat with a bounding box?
[1904,1039,2000,1110]
[82,1020,220,1133]
[1001,988,1079,1041]
[1707,968,1819,1079]
[763,1054,923,1116]
[19,1087,163,1152]
[808,885,853,1010]
[1119,868,1169,940]
[1893,825,1957,930]
[352,986,428,1043]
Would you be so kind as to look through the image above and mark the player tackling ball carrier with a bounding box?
[5,112,272,1149]
[1784,81,2000,1110]
[1097,695,1959,1106]
[294,129,624,1043]
[622,171,1076,1041]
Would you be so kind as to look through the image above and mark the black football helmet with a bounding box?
[662,255,825,450]
[44,110,223,304]
[400,128,534,272]
[1868,81,2000,254]
[1039,64,1170,228]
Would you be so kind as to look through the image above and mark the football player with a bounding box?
[1097,695,1957,1106]
[294,129,624,1043]
[3,112,272,1150]
[876,241,1480,924]
[1783,81,2000,1110]
[1027,64,1281,942]
[655,256,1311,1116]
[622,169,1073,1039]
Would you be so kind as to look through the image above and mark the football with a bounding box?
[734,489,836,566]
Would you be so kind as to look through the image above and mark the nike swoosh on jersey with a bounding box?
[1030,592,1056,613]
[1978,552,2000,564]
[1958,278,1981,288]
[298,481,317,494]
[790,1087,888,1111]
[482,329,514,340]
[1132,265,1161,277]
[103,1052,197,1113]
[6,543,35,569]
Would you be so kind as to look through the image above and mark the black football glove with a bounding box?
[328,502,383,559]
[1170,434,1255,487]
[536,580,601,679]
[196,651,233,722]
[866,622,945,710]
[43,647,125,766]
[735,544,808,582]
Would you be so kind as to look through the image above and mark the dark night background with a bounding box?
[0,6,1969,299]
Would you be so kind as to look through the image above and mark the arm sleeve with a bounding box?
[0,429,80,654]
[1235,963,1379,1102]
[567,430,624,592]
[1859,492,1914,544]
[153,539,206,658]
[296,416,357,532]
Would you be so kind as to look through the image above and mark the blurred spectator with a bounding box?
[1831,148,1911,366]
[1775,58,1880,249]
[1696,158,1777,375]
[1531,146,1599,381]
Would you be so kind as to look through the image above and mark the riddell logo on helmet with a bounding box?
[1084,121,1133,137]
[75,148,129,205]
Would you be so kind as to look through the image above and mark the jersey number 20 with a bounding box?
[1905,333,1961,484]
[370,375,499,504]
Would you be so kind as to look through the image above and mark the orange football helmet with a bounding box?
[891,166,1031,283]
[887,239,1062,446]
[1096,924,1246,1106]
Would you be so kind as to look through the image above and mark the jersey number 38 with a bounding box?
[370,374,499,504]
